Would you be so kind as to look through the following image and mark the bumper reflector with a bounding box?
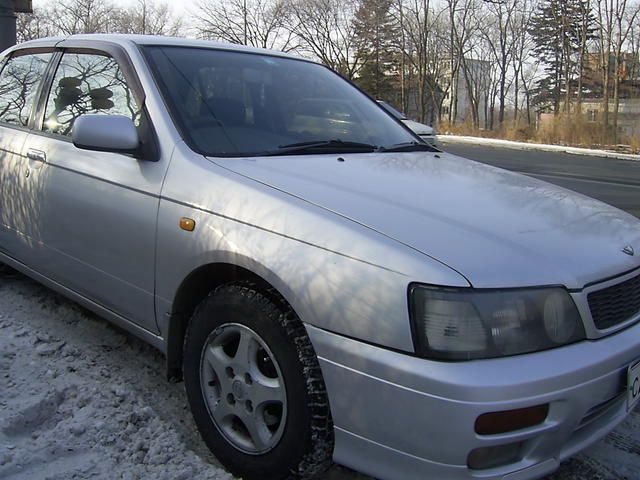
[475,404,549,435]
[467,442,523,470]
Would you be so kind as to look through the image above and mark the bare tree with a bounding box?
[612,1,640,140]
[575,0,591,114]
[113,0,183,36]
[394,0,407,109]
[627,4,640,79]
[510,0,536,126]
[520,60,541,125]
[594,0,639,143]
[479,0,519,127]
[16,8,53,43]
[287,0,362,79]
[595,0,616,139]
[448,0,484,128]
[49,0,118,35]
[398,0,450,123]
[196,0,294,51]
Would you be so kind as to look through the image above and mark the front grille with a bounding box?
[588,273,640,330]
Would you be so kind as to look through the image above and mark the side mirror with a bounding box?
[72,114,140,156]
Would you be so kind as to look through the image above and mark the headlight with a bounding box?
[409,284,585,360]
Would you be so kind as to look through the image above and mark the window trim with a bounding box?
[37,49,140,135]
[31,50,62,131]
[32,43,159,161]
[0,55,8,77]
[52,40,147,105]
[0,47,57,132]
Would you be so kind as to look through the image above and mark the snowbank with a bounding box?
[0,268,638,479]
[0,270,235,480]
[438,135,640,161]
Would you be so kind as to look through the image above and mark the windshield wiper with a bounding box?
[379,141,438,152]
[256,139,437,156]
[259,139,378,156]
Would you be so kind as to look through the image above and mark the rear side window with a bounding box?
[0,53,52,127]
[43,52,140,137]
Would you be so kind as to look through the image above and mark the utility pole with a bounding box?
[0,0,33,52]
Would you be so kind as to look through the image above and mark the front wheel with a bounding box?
[183,283,334,480]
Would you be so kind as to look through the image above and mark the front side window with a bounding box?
[43,52,139,136]
[0,52,52,127]
[144,46,418,157]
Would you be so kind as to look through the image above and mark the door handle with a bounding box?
[26,149,46,163]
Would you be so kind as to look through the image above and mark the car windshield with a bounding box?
[143,46,419,157]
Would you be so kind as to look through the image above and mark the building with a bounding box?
[581,99,640,139]
[580,52,640,140]
[438,58,492,128]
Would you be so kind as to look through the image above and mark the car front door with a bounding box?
[25,46,167,333]
[0,50,54,262]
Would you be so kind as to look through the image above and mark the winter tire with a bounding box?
[183,282,334,480]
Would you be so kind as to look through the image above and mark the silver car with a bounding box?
[1,35,639,480]
[377,100,437,146]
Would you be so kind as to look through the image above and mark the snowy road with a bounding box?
[0,267,638,480]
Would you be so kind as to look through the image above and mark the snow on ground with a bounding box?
[0,266,638,480]
[438,135,640,162]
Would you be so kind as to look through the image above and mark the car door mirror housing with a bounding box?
[72,114,141,156]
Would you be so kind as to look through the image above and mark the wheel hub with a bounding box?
[232,379,246,400]
[199,323,287,454]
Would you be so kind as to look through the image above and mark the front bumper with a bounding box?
[306,321,640,480]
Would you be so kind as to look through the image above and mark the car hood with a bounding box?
[212,152,640,288]
[403,119,434,136]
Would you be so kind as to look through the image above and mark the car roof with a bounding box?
[13,34,315,63]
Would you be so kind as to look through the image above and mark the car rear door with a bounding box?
[0,49,55,263]
[25,43,167,334]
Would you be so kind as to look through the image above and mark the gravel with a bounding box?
[0,267,638,480]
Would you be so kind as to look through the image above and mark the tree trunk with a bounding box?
[602,59,611,143]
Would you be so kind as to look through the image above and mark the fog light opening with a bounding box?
[475,404,549,435]
[467,442,524,470]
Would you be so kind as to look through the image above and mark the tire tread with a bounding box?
[184,281,334,480]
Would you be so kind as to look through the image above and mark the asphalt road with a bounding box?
[439,140,640,219]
